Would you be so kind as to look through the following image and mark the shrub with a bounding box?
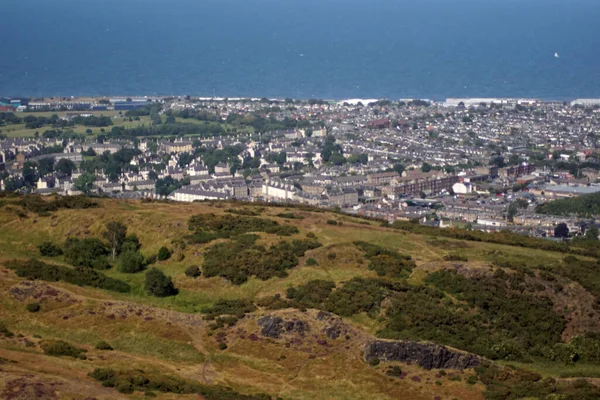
[121,234,141,253]
[186,213,299,245]
[218,342,228,350]
[291,239,322,256]
[40,340,86,359]
[63,237,110,269]
[443,254,468,262]
[145,268,177,297]
[145,254,158,265]
[6,259,130,293]
[116,381,134,394]
[306,258,318,266]
[286,280,335,309]
[386,366,402,377]
[89,367,116,383]
[256,294,295,310]
[95,341,113,351]
[326,219,338,225]
[0,322,14,338]
[368,358,380,366]
[118,250,146,273]
[26,302,41,313]
[38,241,63,257]
[233,234,259,246]
[203,240,303,285]
[185,265,201,278]
[325,278,387,317]
[354,241,415,278]
[88,368,272,399]
[202,300,256,320]
[277,212,304,220]
[327,252,336,260]
[157,246,171,261]
[18,195,97,214]
[377,269,566,362]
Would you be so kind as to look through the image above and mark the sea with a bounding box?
[1,0,599,101]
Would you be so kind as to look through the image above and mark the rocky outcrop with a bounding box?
[258,315,310,338]
[365,340,480,370]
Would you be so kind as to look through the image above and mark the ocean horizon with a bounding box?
[1,0,599,100]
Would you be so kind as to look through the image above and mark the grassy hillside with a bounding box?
[1,195,600,399]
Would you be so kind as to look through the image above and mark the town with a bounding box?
[2,95,600,240]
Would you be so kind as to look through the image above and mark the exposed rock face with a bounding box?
[365,340,480,370]
[258,316,310,338]
[257,316,283,338]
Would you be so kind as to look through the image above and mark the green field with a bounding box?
[0,111,152,138]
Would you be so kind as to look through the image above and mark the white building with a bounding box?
[168,188,229,202]
[452,182,474,194]
[262,179,295,201]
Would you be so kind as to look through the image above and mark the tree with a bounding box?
[147,141,158,153]
[328,152,346,166]
[55,158,76,176]
[103,221,127,260]
[73,172,96,194]
[421,162,432,173]
[508,154,522,166]
[145,268,177,297]
[393,163,405,175]
[37,158,55,177]
[490,155,505,168]
[22,161,38,186]
[585,225,599,241]
[554,223,569,238]
[157,246,171,261]
[507,203,518,222]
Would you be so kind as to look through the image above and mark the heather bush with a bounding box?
[305,258,318,266]
[202,299,256,320]
[64,237,110,269]
[88,368,272,399]
[157,246,171,261]
[38,241,63,257]
[95,341,113,351]
[186,213,299,245]
[185,265,201,278]
[40,340,87,359]
[118,250,146,273]
[6,259,130,293]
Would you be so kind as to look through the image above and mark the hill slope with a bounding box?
[1,196,600,399]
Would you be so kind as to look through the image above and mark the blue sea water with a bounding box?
[1,0,599,100]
